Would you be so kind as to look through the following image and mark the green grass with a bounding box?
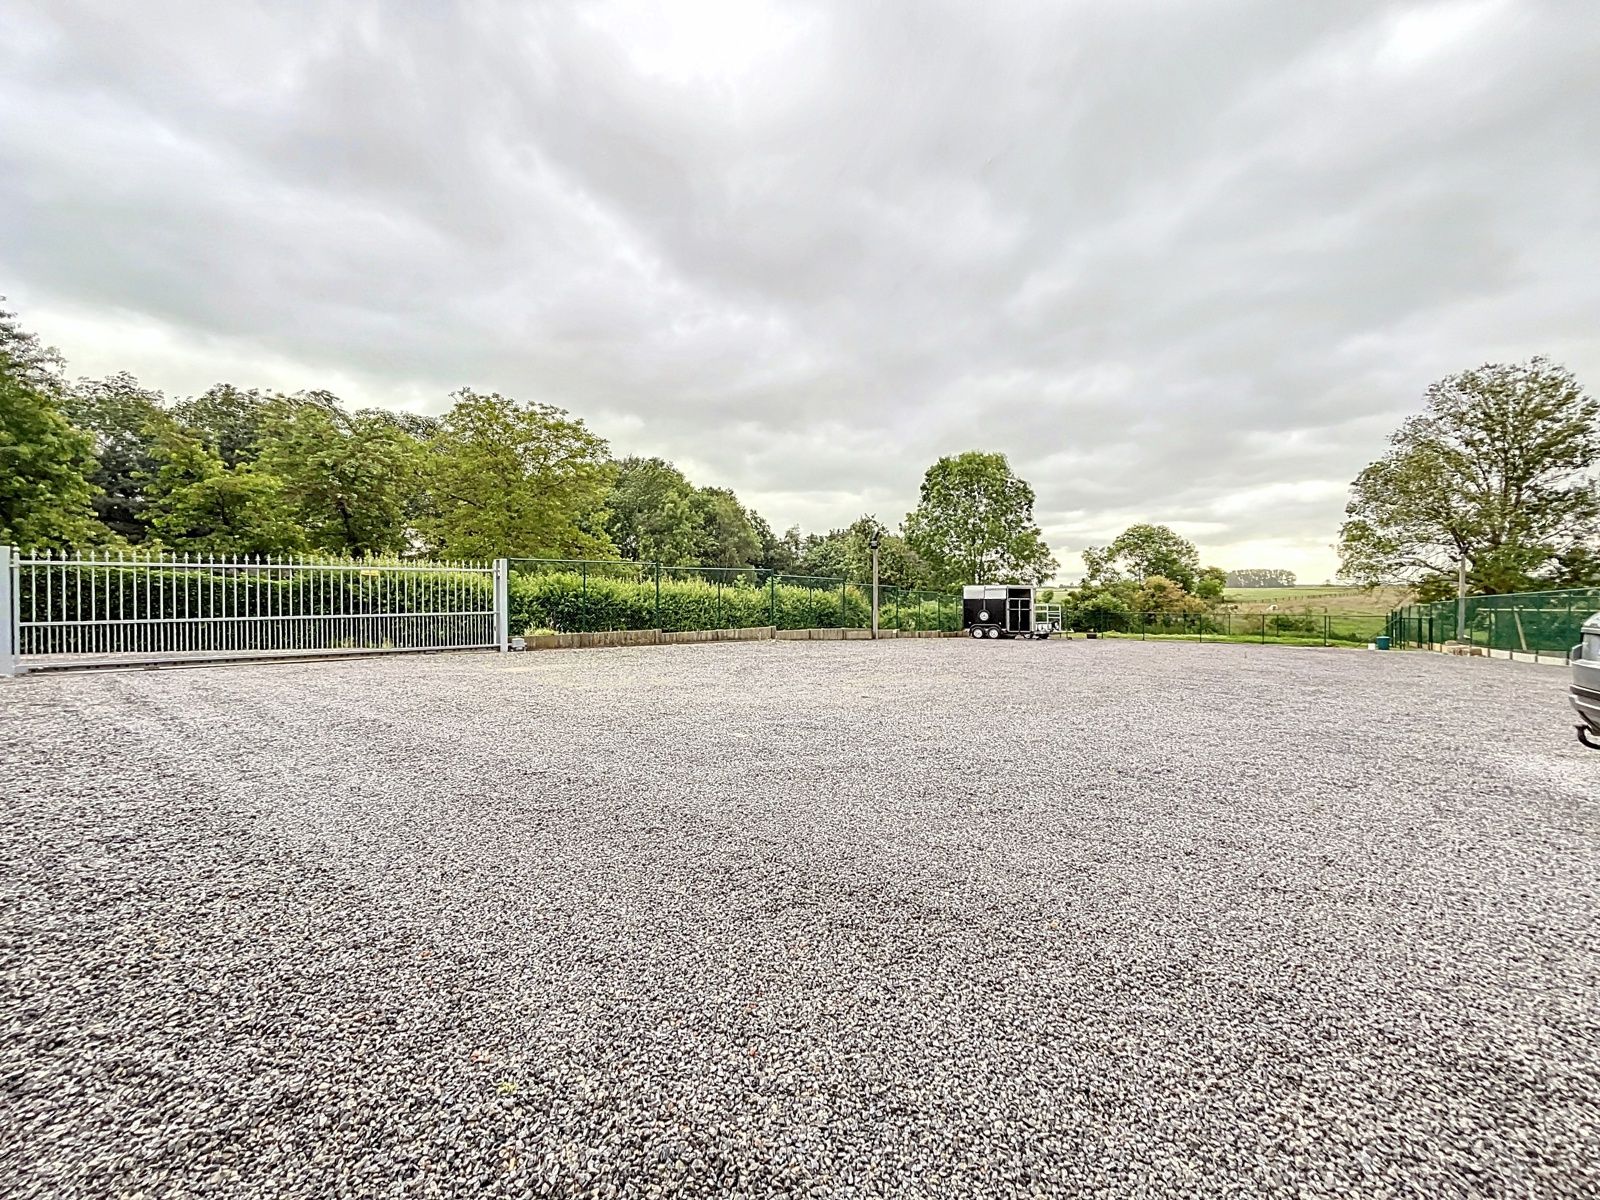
[1223,585,1412,614]
[1223,585,1361,602]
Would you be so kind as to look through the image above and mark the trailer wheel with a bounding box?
[986,627,1000,639]
[969,626,986,639]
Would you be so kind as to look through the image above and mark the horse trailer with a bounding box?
[962,585,1056,639]
[1572,612,1600,750]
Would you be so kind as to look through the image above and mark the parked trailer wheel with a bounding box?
[986,627,1000,639]
[969,626,986,639]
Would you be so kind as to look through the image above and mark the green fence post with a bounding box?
[581,560,588,631]
[717,575,723,629]
[839,577,846,628]
[769,572,776,625]
[1324,615,1329,647]
[654,562,661,629]
[1198,613,1203,643]
[1260,613,1266,644]
[1140,611,1146,640]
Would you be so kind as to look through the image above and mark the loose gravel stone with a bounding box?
[1,640,1596,1199]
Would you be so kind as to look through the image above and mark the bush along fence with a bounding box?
[1387,587,1600,660]
[506,559,960,636]
[1074,608,1389,647]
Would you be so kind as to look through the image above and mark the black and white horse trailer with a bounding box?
[962,585,1055,639]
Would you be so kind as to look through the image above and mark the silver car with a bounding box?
[1573,612,1600,750]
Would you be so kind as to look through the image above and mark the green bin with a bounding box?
[1375,635,1390,650]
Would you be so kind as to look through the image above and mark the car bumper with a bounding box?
[1572,656,1600,740]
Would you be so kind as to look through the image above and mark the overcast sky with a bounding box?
[3,0,1597,580]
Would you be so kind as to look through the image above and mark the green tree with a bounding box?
[1194,565,1228,601]
[60,372,171,542]
[256,397,422,556]
[690,486,762,567]
[1339,358,1600,593]
[798,529,850,578]
[0,305,102,549]
[798,516,931,587]
[171,383,276,467]
[1134,575,1207,616]
[422,389,616,560]
[1086,524,1201,591]
[605,456,700,563]
[754,520,804,574]
[141,426,303,554]
[903,451,1056,585]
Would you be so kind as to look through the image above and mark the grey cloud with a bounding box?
[3,0,1597,578]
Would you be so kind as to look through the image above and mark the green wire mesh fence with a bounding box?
[1387,587,1600,657]
[1076,610,1389,646]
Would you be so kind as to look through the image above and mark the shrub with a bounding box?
[507,570,958,634]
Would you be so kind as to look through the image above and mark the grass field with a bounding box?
[1223,584,1412,613]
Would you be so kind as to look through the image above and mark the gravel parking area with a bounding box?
[3,640,1597,1199]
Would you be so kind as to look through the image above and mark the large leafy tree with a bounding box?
[605,456,701,563]
[0,304,102,549]
[1085,523,1202,591]
[422,389,616,560]
[752,517,803,574]
[690,486,762,567]
[256,396,422,556]
[140,426,303,554]
[60,372,171,542]
[797,516,930,587]
[904,451,1056,585]
[171,383,276,467]
[1338,358,1600,593]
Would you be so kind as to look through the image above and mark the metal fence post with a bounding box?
[1,546,19,677]
[769,571,776,626]
[654,562,662,628]
[493,558,509,651]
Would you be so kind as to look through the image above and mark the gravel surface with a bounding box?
[2,639,1597,1199]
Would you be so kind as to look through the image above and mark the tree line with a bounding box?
[0,301,1056,590]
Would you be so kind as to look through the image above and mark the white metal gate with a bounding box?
[1,547,508,673]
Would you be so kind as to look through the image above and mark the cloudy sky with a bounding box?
[3,0,1597,580]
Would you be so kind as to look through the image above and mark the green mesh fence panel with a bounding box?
[1387,588,1600,653]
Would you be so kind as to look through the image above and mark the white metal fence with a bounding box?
[1,547,508,673]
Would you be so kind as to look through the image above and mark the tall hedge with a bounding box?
[508,570,958,634]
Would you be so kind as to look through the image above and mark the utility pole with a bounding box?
[869,531,881,639]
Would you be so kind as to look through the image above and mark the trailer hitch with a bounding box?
[1578,724,1600,751]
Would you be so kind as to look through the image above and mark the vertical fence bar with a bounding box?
[494,558,509,650]
[0,547,18,677]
